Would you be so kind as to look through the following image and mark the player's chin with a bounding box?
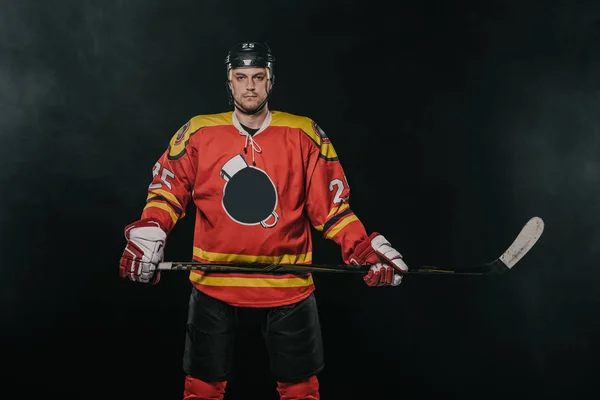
[242,104,260,113]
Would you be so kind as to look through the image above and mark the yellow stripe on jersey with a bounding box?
[193,247,313,264]
[143,202,179,224]
[328,202,349,219]
[190,244,315,289]
[168,112,233,159]
[319,141,337,160]
[270,111,338,160]
[313,203,350,232]
[146,188,185,212]
[271,112,321,144]
[324,215,359,240]
[189,273,314,288]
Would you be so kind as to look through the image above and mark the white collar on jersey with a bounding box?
[232,111,272,166]
[232,110,272,137]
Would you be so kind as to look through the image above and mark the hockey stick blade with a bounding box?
[499,216,544,269]
[157,216,544,276]
[415,216,545,275]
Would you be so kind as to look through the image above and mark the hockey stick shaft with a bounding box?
[157,261,500,276]
[158,216,544,277]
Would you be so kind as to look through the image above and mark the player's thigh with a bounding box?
[183,287,237,381]
[263,293,324,382]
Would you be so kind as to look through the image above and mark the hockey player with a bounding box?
[119,41,409,400]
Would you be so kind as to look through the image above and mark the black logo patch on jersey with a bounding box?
[220,154,279,228]
[174,120,190,146]
[169,120,194,160]
[312,120,330,143]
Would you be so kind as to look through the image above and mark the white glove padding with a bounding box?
[119,220,167,284]
[370,234,409,274]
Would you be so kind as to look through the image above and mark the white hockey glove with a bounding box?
[348,232,409,287]
[119,219,167,284]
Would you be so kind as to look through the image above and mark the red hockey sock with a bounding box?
[183,376,227,400]
[276,375,320,400]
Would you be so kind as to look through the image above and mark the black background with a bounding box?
[1,0,599,399]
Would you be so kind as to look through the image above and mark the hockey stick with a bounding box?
[157,216,544,276]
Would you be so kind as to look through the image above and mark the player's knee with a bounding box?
[276,375,320,400]
[183,375,227,400]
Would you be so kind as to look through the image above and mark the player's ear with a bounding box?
[227,70,234,89]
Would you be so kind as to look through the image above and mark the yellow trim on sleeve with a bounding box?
[147,189,183,209]
[324,215,359,240]
[313,203,350,232]
[327,202,349,219]
[143,202,179,224]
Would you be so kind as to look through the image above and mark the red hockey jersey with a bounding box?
[140,110,370,307]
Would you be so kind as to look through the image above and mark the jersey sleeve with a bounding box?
[303,120,369,263]
[139,120,197,233]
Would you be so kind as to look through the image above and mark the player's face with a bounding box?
[230,67,271,112]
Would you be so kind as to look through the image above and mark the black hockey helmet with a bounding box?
[224,41,275,114]
[224,41,275,83]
